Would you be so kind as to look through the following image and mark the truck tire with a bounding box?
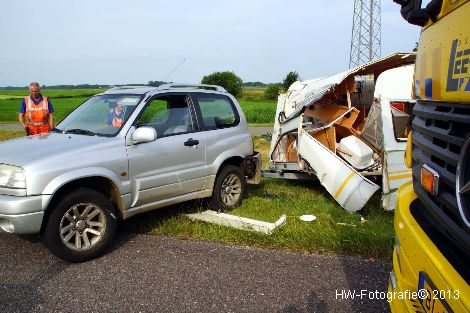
[43,188,117,262]
[210,165,246,211]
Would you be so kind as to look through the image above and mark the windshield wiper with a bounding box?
[65,128,97,136]
[50,127,63,133]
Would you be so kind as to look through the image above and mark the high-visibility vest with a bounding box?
[25,96,50,126]
[112,111,123,127]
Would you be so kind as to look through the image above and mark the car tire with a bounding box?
[210,165,246,211]
[43,188,117,262]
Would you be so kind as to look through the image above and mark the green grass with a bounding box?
[242,87,268,101]
[0,131,393,258]
[0,97,88,122]
[238,100,276,124]
[0,129,24,141]
[248,123,274,127]
[0,88,103,122]
[0,95,23,100]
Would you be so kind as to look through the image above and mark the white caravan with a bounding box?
[266,53,416,212]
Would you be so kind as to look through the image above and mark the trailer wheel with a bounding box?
[43,188,117,262]
[210,165,246,211]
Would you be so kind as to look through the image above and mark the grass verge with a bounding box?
[121,179,393,259]
[0,130,25,141]
[121,136,394,259]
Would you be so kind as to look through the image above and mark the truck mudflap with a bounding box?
[298,130,379,212]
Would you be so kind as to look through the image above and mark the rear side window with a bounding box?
[193,94,239,130]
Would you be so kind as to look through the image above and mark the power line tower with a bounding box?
[349,0,382,68]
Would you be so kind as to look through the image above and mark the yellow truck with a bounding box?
[390,0,470,312]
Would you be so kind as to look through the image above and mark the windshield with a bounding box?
[56,94,143,136]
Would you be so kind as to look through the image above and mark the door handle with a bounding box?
[184,138,199,147]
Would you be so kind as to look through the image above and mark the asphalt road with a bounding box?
[0,232,391,313]
[0,123,22,130]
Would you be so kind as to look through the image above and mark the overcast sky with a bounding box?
[0,0,420,86]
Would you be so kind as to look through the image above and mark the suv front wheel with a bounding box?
[210,165,246,211]
[43,188,117,262]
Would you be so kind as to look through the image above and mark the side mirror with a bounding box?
[131,127,157,144]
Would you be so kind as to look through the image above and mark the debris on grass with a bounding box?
[185,210,286,234]
[299,215,317,222]
[262,190,274,199]
[336,222,357,227]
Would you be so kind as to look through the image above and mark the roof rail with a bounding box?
[157,83,227,92]
[104,85,150,92]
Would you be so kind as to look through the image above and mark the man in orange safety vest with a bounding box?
[18,82,54,135]
[106,101,125,127]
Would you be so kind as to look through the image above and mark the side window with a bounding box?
[137,99,168,125]
[194,94,239,130]
[136,94,194,137]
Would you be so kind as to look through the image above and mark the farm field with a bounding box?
[0,97,88,122]
[0,130,394,259]
[0,88,277,125]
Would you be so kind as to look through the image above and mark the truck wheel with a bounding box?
[43,188,117,262]
[210,165,246,211]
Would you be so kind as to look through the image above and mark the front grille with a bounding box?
[412,101,470,282]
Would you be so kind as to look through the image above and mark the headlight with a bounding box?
[0,164,26,189]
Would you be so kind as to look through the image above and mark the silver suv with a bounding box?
[0,84,260,262]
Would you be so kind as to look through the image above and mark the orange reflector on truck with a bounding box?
[420,164,439,195]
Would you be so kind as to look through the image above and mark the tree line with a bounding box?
[200,70,300,100]
[1,71,301,100]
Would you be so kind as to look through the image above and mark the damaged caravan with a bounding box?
[266,53,416,212]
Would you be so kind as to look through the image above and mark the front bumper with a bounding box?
[0,194,44,234]
[388,181,470,312]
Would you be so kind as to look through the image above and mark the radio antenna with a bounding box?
[164,58,186,81]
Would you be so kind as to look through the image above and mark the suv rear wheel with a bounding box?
[43,188,117,262]
[210,165,246,211]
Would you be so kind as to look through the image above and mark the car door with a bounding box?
[126,93,206,207]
